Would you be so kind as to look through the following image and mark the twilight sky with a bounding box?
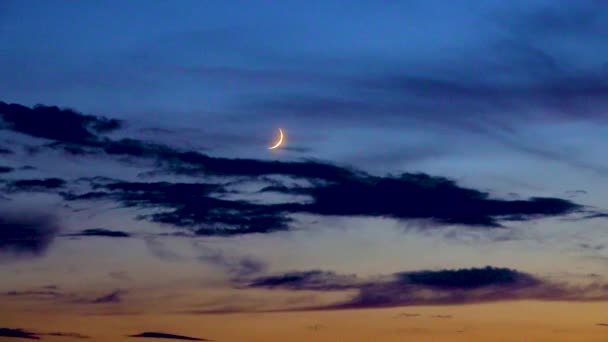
[1,1,608,341]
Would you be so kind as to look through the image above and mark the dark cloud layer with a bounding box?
[0,101,121,144]
[65,228,131,238]
[0,328,40,340]
[266,173,582,227]
[89,290,126,304]
[63,174,583,236]
[0,100,589,236]
[246,270,360,291]
[129,332,211,341]
[0,327,90,340]
[65,180,291,236]
[241,266,608,311]
[0,211,59,256]
[0,166,13,173]
[5,178,66,192]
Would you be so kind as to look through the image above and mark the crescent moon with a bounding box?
[268,128,284,150]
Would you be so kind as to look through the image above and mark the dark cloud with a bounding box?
[3,289,64,299]
[65,180,292,236]
[0,101,121,144]
[267,173,583,227]
[128,332,211,341]
[42,332,90,339]
[0,328,39,340]
[3,286,128,307]
[0,327,90,340]
[246,270,360,291]
[239,266,608,311]
[64,228,131,238]
[0,146,13,154]
[50,137,360,183]
[5,178,66,192]
[89,290,126,304]
[61,171,584,236]
[580,243,604,251]
[0,211,59,256]
[0,166,13,173]
[597,323,608,327]
[400,267,528,289]
[0,100,588,235]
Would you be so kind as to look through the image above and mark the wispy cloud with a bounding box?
[128,331,212,341]
[228,266,608,312]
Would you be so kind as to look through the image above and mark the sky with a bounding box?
[1,0,608,341]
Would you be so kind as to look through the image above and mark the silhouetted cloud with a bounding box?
[65,180,292,236]
[0,100,589,235]
[266,173,583,227]
[129,332,211,341]
[5,178,66,192]
[0,211,59,256]
[0,328,39,340]
[0,147,13,154]
[238,266,608,311]
[0,327,90,340]
[597,323,608,327]
[246,270,360,291]
[65,228,131,238]
[3,289,64,299]
[89,290,126,304]
[0,166,13,173]
[61,171,584,236]
[0,101,121,144]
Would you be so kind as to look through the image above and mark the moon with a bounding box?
[268,128,284,150]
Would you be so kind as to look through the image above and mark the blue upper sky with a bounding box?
[1,0,608,193]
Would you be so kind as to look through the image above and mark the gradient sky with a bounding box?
[1,1,608,341]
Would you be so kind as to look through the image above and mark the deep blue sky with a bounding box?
[2,1,607,176]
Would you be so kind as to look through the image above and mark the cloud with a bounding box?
[62,171,584,236]
[196,245,267,279]
[0,166,13,173]
[65,180,292,236]
[2,286,129,307]
[0,328,40,340]
[64,228,131,238]
[246,270,361,291]
[0,100,589,235]
[0,146,13,154]
[0,211,59,256]
[597,323,608,327]
[0,327,90,340]
[238,266,608,311]
[89,290,126,304]
[128,332,211,341]
[267,173,583,227]
[5,178,66,192]
[0,101,121,144]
